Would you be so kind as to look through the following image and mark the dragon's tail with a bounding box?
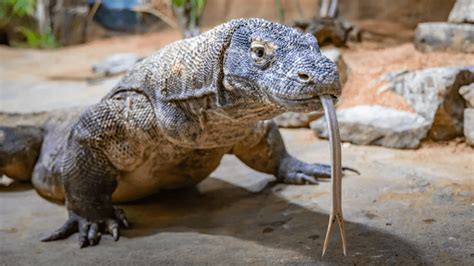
[0,123,44,181]
[0,111,51,181]
[0,108,85,202]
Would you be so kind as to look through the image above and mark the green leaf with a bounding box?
[195,0,205,17]
[17,26,59,48]
[12,0,35,17]
[171,0,185,7]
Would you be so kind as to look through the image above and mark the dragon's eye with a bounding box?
[250,43,266,61]
[253,47,265,58]
[250,40,276,67]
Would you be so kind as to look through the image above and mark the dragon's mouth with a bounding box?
[277,95,320,102]
[271,94,338,107]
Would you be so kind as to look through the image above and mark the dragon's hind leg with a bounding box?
[0,126,43,181]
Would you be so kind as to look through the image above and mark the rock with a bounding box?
[448,0,474,24]
[274,48,347,128]
[387,66,474,140]
[293,18,353,47]
[414,22,474,53]
[92,53,144,77]
[459,83,474,107]
[464,108,474,146]
[310,105,430,149]
[415,178,431,192]
[432,187,454,204]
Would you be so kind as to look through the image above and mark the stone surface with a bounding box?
[464,108,474,145]
[459,83,474,107]
[0,78,120,113]
[448,0,474,24]
[310,105,430,149]
[92,53,144,77]
[274,48,348,128]
[414,22,474,53]
[387,66,474,140]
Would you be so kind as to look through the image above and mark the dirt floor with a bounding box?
[1,27,473,265]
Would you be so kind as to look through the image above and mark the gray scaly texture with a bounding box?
[0,18,347,248]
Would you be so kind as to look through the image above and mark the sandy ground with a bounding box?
[1,29,473,265]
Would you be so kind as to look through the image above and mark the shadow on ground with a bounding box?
[0,181,32,193]
[111,177,425,264]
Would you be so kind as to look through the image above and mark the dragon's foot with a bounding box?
[41,207,129,248]
[277,156,359,185]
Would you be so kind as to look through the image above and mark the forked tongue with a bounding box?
[319,95,347,256]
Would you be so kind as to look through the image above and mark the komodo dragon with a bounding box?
[0,18,353,248]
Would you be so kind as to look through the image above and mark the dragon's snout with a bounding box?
[290,55,342,98]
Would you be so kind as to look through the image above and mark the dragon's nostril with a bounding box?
[297,72,310,82]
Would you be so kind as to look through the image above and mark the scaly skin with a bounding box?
[0,18,351,248]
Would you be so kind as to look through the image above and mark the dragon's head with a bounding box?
[222,19,341,113]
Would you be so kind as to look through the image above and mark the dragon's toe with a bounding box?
[42,207,129,248]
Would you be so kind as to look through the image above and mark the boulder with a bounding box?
[386,66,474,140]
[92,53,144,77]
[293,18,355,47]
[459,83,474,107]
[448,0,474,24]
[310,105,430,149]
[274,48,348,128]
[464,108,474,146]
[414,22,474,53]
